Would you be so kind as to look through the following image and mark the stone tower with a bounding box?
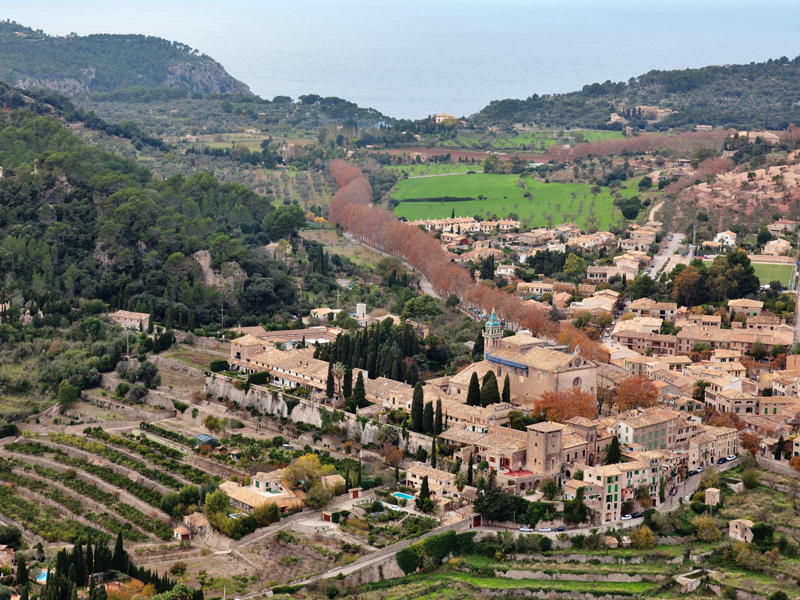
[483,308,502,356]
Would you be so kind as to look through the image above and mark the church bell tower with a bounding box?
[483,308,502,357]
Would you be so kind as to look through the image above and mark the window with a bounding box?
[573,377,582,387]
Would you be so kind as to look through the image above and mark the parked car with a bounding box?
[519,526,534,533]
[555,526,567,532]
[688,469,698,476]
[727,454,737,461]
[670,487,678,496]
[697,466,705,473]
[538,527,552,533]
[621,514,632,521]
[632,512,645,519]
[717,457,727,465]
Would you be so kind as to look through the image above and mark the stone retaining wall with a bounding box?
[204,376,432,455]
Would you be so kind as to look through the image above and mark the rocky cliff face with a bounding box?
[165,58,250,95]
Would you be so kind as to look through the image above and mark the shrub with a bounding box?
[630,526,655,550]
[210,360,228,373]
[169,561,188,576]
[248,372,270,385]
[741,469,760,490]
[172,400,189,413]
[115,382,130,397]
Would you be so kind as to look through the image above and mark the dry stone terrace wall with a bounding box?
[203,376,433,455]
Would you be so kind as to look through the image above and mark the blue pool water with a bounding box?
[36,571,49,583]
[393,492,414,501]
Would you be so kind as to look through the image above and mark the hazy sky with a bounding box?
[4,0,800,117]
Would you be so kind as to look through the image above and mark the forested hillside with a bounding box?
[0,92,307,328]
[475,55,800,130]
[0,21,250,95]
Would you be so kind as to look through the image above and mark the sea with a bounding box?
[5,0,800,120]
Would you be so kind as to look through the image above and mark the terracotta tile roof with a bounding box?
[487,347,580,372]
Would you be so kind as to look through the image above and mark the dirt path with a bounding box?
[648,200,664,223]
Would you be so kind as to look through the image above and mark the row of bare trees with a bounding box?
[329,160,557,338]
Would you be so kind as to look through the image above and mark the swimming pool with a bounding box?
[36,571,49,583]
[393,492,415,501]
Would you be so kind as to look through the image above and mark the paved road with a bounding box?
[343,233,441,299]
[651,232,685,278]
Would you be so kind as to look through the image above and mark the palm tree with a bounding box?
[331,362,346,405]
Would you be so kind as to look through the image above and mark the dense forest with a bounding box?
[0,21,250,95]
[0,89,311,328]
[475,55,800,130]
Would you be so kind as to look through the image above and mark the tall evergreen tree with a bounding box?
[85,538,93,576]
[434,399,443,435]
[430,438,437,468]
[353,372,367,408]
[502,374,511,403]
[357,457,362,487]
[473,329,485,358]
[325,368,334,398]
[406,361,419,385]
[422,401,434,434]
[467,452,474,486]
[604,437,622,465]
[343,365,353,398]
[480,370,500,407]
[16,554,28,586]
[416,475,431,511]
[411,382,424,432]
[466,372,481,407]
[112,531,126,572]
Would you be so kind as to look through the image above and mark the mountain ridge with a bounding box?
[0,21,251,96]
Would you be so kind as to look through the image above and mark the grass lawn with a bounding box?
[385,164,479,177]
[703,260,794,287]
[392,173,643,230]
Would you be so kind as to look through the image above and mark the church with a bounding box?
[447,310,598,403]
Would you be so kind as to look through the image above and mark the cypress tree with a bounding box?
[466,372,481,407]
[472,329,484,358]
[16,554,28,586]
[353,372,367,408]
[422,401,434,434]
[20,585,29,600]
[326,368,335,398]
[467,452,474,486]
[343,365,353,398]
[480,370,500,407]
[390,361,399,381]
[434,399,443,435]
[411,382,424,432]
[430,438,437,468]
[112,531,125,571]
[357,457,362,487]
[604,437,622,465]
[86,538,93,576]
[407,362,419,386]
[394,461,400,485]
[502,374,511,403]
[416,476,431,512]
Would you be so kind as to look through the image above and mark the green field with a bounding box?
[437,129,624,151]
[703,260,795,287]
[392,173,644,230]
[385,164,479,177]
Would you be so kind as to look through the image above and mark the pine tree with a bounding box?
[326,368,335,398]
[343,365,353,398]
[467,452,474,486]
[480,370,500,407]
[430,438,437,468]
[502,374,511,403]
[353,372,367,408]
[466,372,481,406]
[411,382,424,432]
[434,399,443,435]
[422,401,434,434]
[604,436,622,465]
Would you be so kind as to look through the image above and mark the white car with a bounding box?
[697,466,705,473]
[519,526,534,533]
[727,455,737,461]
[621,514,632,521]
[538,527,552,533]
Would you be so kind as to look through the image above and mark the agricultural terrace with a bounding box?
[702,260,795,288]
[392,173,645,229]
